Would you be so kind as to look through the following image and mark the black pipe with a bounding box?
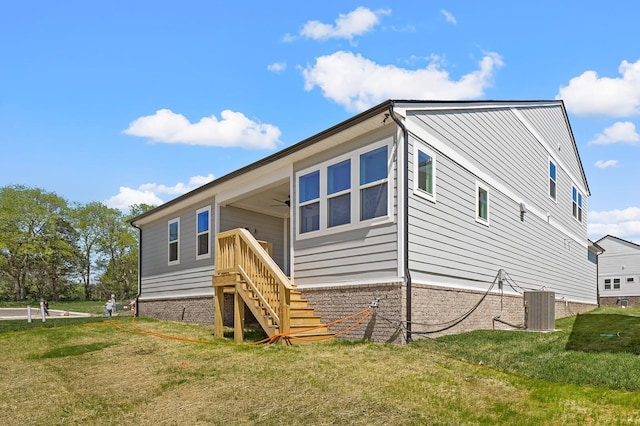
[389,103,412,343]
[131,223,142,318]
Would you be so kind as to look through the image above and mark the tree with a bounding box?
[0,185,71,300]
[71,202,114,300]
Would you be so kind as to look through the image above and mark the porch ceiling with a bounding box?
[228,181,291,219]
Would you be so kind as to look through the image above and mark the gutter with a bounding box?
[389,102,412,343]
[131,223,142,317]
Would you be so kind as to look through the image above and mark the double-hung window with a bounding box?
[549,160,557,201]
[168,218,180,265]
[360,146,388,221]
[327,159,351,228]
[299,171,320,234]
[604,279,611,290]
[572,186,583,222]
[196,206,210,259]
[296,140,391,238]
[613,278,621,289]
[414,142,436,202]
[475,181,490,225]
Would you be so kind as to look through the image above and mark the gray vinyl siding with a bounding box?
[293,128,399,285]
[407,107,596,303]
[139,200,215,299]
[410,106,587,243]
[219,205,286,272]
[597,237,640,297]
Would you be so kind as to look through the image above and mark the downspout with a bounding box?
[389,102,412,343]
[131,223,142,317]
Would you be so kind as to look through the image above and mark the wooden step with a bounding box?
[289,315,322,325]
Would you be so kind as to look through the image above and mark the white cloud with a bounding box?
[594,159,619,169]
[267,62,287,73]
[300,7,390,41]
[104,174,215,210]
[557,59,640,117]
[588,121,640,145]
[589,207,640,243]
[123,109,282,150]
[302,50,504,112]
[441,9,457,24]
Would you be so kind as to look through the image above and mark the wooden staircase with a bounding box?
[212,228,332,344]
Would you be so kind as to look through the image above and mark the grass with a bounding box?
[1,306,639,425]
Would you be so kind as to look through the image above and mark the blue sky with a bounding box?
[1,1,639,242]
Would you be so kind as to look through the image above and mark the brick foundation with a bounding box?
[599,296,640,307]
[137,284,596,343]
[138,294,258,327]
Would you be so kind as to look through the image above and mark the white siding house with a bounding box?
[130,100,597,342]
[596,235,640,307]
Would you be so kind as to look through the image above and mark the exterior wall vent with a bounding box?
[524,291,555,331]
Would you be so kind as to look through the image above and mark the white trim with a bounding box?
[475,181,490,226]
[295,138,394,240]
[295,276,403,289]
[413,139,437,203]
[195,206,211,260]
[405,120,588,248]
[396,126,405,279]
[168,217,180,265]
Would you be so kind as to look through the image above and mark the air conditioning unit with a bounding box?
[524,291,555,331]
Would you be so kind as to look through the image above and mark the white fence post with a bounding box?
[27,305,32,323]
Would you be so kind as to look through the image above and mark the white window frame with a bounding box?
[572,186,583,223]
[475,181,490,226]
[195,206,211,260]
[295,139,393,240]
[168,217,180,265]
[413,141,436,202]
[549,159,557,202]
[604,278,611,290]
[613,278,621,290]
[626,276,635,285]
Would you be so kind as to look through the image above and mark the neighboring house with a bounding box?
[129,100,597,343]
[595,235,640,307]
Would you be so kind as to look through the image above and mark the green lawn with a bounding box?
[1,306,639,425]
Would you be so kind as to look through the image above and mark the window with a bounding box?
[604,279,611,290]
[299,171,320,234]
[613,278,621,289]
[168,218,180,265]
[549,160,557,201]
[572,186,583,222]
[296,140,391,238]
[627,277,635,284]
[196,206,210,259]
[360,146,388,221]
[414,142,436,201]
[475,181,490,225]
[327,159,351,227]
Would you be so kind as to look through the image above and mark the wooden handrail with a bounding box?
[215,228,292,334]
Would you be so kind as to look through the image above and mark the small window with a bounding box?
[604,279,611,290]
[627,277,635,283]
[572,186,583,222]
[327,159,351,228]
[414,143,436,201]
[549,160,557,201]
[299,171,320,233]
[613,278,621,289]
[475,182,489,225]
[168,218,180,265]
[360,146,388,221]
[196,206,210,259]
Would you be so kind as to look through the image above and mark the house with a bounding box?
[129,100,597,343]
[595,235,640,307]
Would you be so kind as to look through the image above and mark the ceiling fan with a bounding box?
[271,195,290,207]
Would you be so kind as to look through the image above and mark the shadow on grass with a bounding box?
[566,313,640,354]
